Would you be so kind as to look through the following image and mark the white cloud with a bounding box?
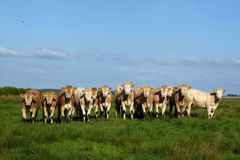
[34,48,75,60]
[0,46,76,60]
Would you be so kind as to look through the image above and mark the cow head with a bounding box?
[210,88,225,103]
[84,88,93,101]
[167,86,174,97]
[20,93,33,106]
[63,86,74,99]
[100,85,112,97]
[179,84,191,96]
[91,88,98,99]
[42,92,56,105]
[142,85,153,98]
[122,82,134,95]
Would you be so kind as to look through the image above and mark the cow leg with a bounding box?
[31,108,37,123]
[61,106,65,123]
[87,105,93,122]
[99,103,104,117]
[186,103,192,118]
[70,106,75,122]
[148,104,154,118]
[81,105,86,122]
[130,103,134,120]
[142,104,146,119]
[175,103,181,118]
[162,104,167,116]
[154,103,159,118]
[67,108,73,122]
[44,106,48,124]
[22,107,27,122]
[122,102,126,120]
[50,107,55,124]
[106,103,111,120]
[95,103,99,118]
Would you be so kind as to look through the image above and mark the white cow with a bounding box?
[185,88,225,118]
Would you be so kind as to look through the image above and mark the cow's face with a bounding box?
[84,89,93,101]
[212,88,225,100]
[64,87,73,99]
[101,86,111,97]
[43,92,56,105]
[143,86,152,97]
[21,93,33,106]
[91,88,98,99]
[180,84,191,96]
[167,87,174,97]
[123,82,134,95]
[159,87,168,97]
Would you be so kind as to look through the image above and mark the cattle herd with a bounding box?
[20,82,225,123]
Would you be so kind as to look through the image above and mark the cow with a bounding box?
[20,89,42,123]
[58,85,75,123]
[169,84,192,117]
[42,91,58,124]
[98,85,112,120]
[120,82,135,120]
[153,85,174,117]
[115,83,124,118]
[79,88,99,122]
[74,87,85,116]
[184,88,225,119]
[134,85,153,119]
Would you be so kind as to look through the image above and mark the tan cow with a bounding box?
[98,85,112,120]
[20,89,42,123]
[79,88,99,122]
[74,87,85,116]
[169,84,191,117]
[134,85,153,119]
[58,85,75,123]
[153,85,174,117]
[184,88,225,118]
[115,83,124,118]
[42,91,58,124]
[120,82,135,120]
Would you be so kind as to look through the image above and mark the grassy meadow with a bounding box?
[0,96,240,160]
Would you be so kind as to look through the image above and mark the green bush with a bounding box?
[0,86,28,96]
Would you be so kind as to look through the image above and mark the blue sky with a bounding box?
[0,0,240,94]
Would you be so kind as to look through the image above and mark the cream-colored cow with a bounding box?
[98,85,112,120]
[184,88,225,118]
[134,85,153,119]
[120,82,135,120]
[169,84,191,117]
[79,88,99,122]
[74,87,85,116]
[153,85,174,117]
[20,89,42,123]
[42,91,58,124]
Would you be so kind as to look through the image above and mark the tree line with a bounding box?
[0,86,28,96]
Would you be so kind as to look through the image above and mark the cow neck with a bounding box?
[178,90,184,101]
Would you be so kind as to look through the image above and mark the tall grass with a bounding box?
[0,97,240,160]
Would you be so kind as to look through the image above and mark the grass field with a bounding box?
[0,97,240,160]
